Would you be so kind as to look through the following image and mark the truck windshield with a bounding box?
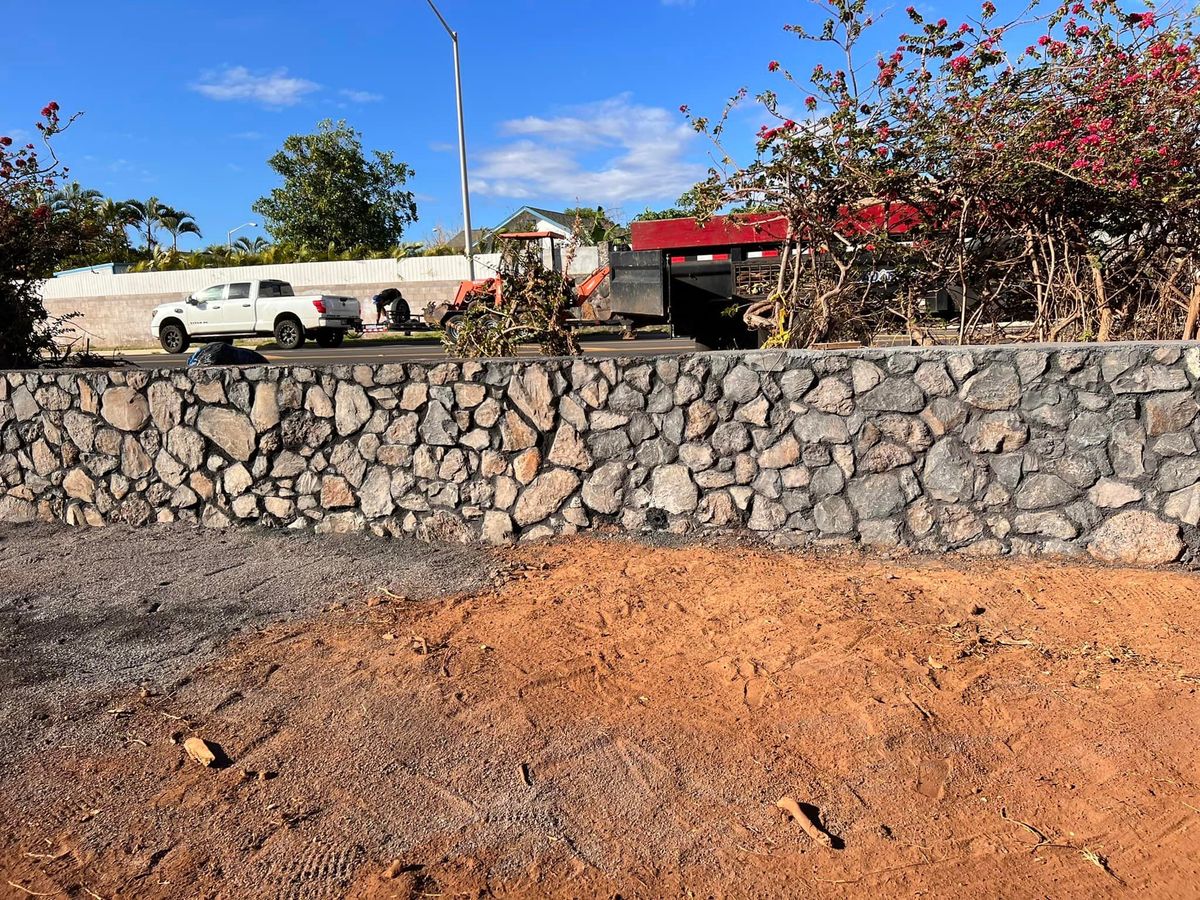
[259,281,295,298]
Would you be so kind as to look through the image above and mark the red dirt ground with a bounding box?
[3,537,1200,899]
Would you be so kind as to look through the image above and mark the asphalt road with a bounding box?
[132,333,699,369]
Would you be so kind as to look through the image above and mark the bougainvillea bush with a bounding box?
[685,0,1200,346]
[0,105,82,367]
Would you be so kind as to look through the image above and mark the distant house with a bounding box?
[449,206,575,253]
[54,262,131,278]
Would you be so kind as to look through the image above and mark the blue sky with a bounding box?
[1,0,954,249]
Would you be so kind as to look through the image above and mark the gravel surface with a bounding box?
[0,523,493,769]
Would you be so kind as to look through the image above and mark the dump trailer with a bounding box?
[611,212,791,348]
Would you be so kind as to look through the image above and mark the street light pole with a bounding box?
[426,0,476,281]
[227,221,257,250]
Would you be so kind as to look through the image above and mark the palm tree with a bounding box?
[159,207,203,252]
[48,182,103,217]
[124,196,170,250]
[233,235,270,254]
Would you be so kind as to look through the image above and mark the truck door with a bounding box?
[187,284,226,335]
[221,282,256,333]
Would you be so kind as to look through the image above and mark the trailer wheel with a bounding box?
[442,313,464,343]
[390,296,410,326]
[274,316,305,350]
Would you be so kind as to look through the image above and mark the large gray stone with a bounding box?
[747,497,787,531]
[419,401,460,446]
[334,382,372,436]
[722,366,761,403]
[547,423,592,470]
[814,496,854,533]
[1015,474,1079,510]
[780,368,816,400]
[923,438,975,502]
[508,366,556,429]
[514,469,580,525]
[650,464,698,514]
[847,473,907,519]
[711,422,751,455]
[197,407,256,461]
[147,382,182,431]
[806,377,854,414]
[582,463,625,514]
[1111,366,1188,394]
[793,412,850,444]
[1164,484,1200,526]
[960,364,1021,410]
[1089,511,1183,565]
[1157,457,1200,492]
[359,465,395,518]
[1013,511,1078,539]
[860,378,925,413]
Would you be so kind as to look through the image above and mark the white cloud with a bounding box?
[339,89,383,104]
[192,66,319,107]
[428,140,456,153]
[473,95,706,206]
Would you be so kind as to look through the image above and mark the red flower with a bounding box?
[950,55,971,73]
[936,18,948,28]
[768,60,780,72]
[0,136,11,147]
[1132,11,1156,29]
[1038,34,1050,46]
[805,96,818,110]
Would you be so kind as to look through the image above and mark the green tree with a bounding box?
[159,206,202,251]
[253,119,417,251]
[0,103,84,366]
[563,206,629,245]
[124,196,169,250]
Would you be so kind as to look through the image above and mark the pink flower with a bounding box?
[1038,34,1051,46]
[950,55,971,73]
[1133,11,1156,29]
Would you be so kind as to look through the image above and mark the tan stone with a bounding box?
[100,387,150,431]
[321,475,356,508]
[513,449,541,485]
[1089,511,1183,565]
[63,468,96,502]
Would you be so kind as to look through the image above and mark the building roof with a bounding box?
[448,206,573,251]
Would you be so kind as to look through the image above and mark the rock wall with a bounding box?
[1,345,1198,564]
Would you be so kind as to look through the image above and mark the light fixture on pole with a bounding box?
[227,221,257,250]
[426,0,476,280]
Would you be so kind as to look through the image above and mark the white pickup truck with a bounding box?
[149,279,362,353]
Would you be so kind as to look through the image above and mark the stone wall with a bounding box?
[1,344,1198,564]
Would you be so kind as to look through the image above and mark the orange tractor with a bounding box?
[422,231,620,340]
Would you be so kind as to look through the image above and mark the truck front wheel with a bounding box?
[274,317,305,350]
[315,329,345,348]
[160,322,189,354]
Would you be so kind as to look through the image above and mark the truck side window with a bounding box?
[195,285,223,303]
[228,283,251,300]
[260,281,294,298]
